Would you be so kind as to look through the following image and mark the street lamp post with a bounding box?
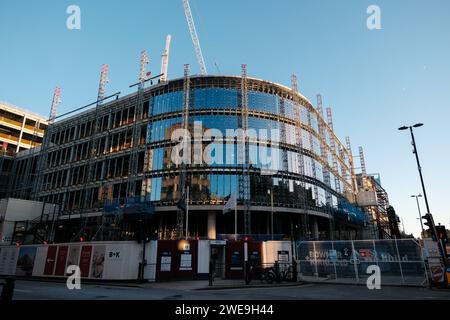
[411,194,425,237]
[399,123,447,266]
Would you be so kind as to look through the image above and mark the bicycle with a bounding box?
[247,265,277,284]
[279,265,294,282]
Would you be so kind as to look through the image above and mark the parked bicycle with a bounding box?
[279,265,294,282]
[247,262,295,284]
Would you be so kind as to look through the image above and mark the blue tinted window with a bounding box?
[194,88,238,110]
[151,91,183,116]
[248,91,278,114]
[150,177,162,201]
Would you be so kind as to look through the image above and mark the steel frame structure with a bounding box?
[33,75,359,241]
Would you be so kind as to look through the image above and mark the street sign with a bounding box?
[430,265,444,282]
[277,251,289,262]
[424,239,446,284]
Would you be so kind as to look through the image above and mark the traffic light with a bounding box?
[436,225,448,245]
[422,213,437,241]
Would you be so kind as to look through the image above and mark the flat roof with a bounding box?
[0,101,48,122]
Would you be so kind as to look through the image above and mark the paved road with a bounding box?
[11,280,450,300]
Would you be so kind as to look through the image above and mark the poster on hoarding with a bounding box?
[16,246,37,276]
[90,245,106,279]
[79,246,92,278]
[230,251,242,270]
[249,250,261,266]
[66,246,81,275]
[43,246,57,275]
[160,251,171,272]
[179,251,192,271]
[106,246,123,261]
[329,250,338,263]
[54,246,69,276]
[0,247,19,275]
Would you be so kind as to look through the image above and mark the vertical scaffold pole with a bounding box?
[239,64,251,235]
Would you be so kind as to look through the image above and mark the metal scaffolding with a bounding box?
[176,64,191,239]
[239,64,251,235]
[292,74,310,239]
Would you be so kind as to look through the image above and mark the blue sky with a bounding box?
[1,0,449,237]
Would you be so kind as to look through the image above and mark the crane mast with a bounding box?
[160,34,171,82]
[182,0,207,75]
[49,87,61,123]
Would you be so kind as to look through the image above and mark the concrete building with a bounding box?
[0,101,48,198]
[0,101,48,153]
[31,74,370,243]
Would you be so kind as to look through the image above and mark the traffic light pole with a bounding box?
[409,127,447,267]
[413,196,425,236]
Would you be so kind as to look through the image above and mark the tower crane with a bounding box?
[160,34,172,82]
[182,0,208,75]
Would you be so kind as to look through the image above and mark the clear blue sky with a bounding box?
[1,0,449,237]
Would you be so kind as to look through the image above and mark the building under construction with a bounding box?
[356,171,400,239]
[0,101,48,199]
[0,1,402,247]
[25,57,376,243]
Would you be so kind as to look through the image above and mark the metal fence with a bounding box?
[295,239,428,287]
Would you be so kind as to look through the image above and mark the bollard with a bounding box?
[1,276,15,302]
[292,260,298,282]
[209,261,213,286]
[274,261,280,283]
[244,262,251,285]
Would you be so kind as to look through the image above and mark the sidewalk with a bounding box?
[298,275,428,288]
[13,276,429,291]
[12,277,303,291]
[134,279,305,291]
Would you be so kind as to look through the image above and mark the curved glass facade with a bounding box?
[144,77,365,225]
